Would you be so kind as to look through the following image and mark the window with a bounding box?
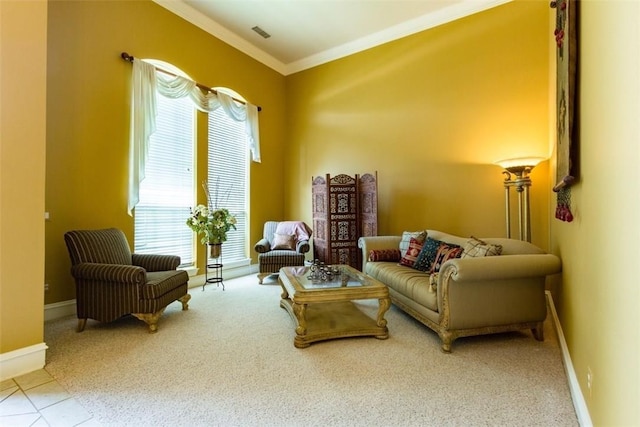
[208,92,249,265]
[134,94,195,266]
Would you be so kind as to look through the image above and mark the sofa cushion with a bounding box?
[369,249,401,262]
[430,243,464,273]
[399,231,427,257]
[399,237,424,267]
[460,236,503,258]
[365,262,437,312]
[414,237,462,273]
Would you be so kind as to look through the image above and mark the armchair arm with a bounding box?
[254,238,271,253]
[70,263,146,285]
[132,253,180,271]
[296,239,310,254]
[358,236,402,272]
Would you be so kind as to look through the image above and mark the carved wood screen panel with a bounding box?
[312,172,378,270]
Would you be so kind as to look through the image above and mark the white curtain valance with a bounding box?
[128,58,261,215]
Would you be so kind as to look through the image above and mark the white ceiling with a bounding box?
[153,0,511,75]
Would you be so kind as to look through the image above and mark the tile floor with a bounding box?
[0,369,99,427]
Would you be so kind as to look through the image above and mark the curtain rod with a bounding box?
[120,52,261,111]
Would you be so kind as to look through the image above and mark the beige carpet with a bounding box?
[44,274,579,426]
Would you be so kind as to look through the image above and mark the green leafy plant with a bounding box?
[186,179,237,244]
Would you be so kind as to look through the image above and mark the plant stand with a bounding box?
[204,243,224,291]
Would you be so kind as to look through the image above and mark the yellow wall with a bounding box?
[0,1,47,353]
[4,0,638,423]
[285,1,551,250]
[550,2,640,424]
[45,0,286,304]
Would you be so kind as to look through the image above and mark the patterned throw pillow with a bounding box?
[399,231,427,257]
[399,237,424,267]
[368,249,401,262]
[414,237,462,272]
[430,243,464,273]
[460,236,503,258]
[272,233,296,250]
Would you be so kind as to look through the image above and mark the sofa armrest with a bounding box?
[358,236,402,272]
[254,238,271,253]
[436,254,562,329]
[132,253,180,271]
[440,254,562,282]
[71,263,146,285]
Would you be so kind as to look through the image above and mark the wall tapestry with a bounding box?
[551,0,578,192]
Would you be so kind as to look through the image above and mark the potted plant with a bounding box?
[186,180,237,257]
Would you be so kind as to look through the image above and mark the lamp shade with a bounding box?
[495,157,546,171]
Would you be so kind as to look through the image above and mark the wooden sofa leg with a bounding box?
[439,331,453,353]
[77,318,87,332]
[257,273,270,284]
[178,294,191,311]
[133,308,166,333]
[532,322,545,341]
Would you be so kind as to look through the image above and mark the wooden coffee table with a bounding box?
[278,265,390,348]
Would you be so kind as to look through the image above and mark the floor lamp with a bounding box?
[495,157,545,242]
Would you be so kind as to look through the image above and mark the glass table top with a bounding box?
[286,265,372,290]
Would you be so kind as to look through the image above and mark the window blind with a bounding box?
[208,107,248,264]
[134,94,195,266]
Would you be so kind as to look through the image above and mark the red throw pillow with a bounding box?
[399,237,424,267]
[368,249,401,262]
[430,243,464,273]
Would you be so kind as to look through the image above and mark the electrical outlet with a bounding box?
[44,283,49,292]
[587,367,593,397]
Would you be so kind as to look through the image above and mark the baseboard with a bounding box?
[0,343,48,381]
[545,290,593,427]
[44,299,76,322]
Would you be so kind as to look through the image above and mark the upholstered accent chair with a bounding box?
[64,228,191,333]
[254,221,311,284]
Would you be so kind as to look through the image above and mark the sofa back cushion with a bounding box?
[426,230,545,256]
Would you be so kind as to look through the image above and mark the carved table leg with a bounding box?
[293,302,307,336]
[376,297,390,328]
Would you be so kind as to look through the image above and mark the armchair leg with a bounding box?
[77,318,87,332]
[133,308,166,333]
[178,293,191,311]
[257,273,271,284]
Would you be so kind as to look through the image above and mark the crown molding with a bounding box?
[153,0,511,76]
[153,0,288,74]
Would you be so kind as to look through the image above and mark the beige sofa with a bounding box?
[358,230,562,352]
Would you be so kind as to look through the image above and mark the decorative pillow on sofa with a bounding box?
[430,243,464,273]
[369,249,401,262]
[272,233,296,250]
[414,237,462,273]
[399,237,424,267]
[399,231,427,257]
[460,236,503,258]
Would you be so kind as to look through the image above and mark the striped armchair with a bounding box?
[254,221,311,284]
[64,228,191,333]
